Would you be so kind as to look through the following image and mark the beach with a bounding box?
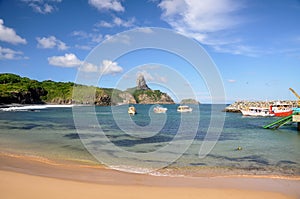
[0,105,299,199]
[0,152,299,199]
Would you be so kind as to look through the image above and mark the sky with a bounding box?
[0,0,300,103]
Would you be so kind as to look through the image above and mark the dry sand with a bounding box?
[0,153,299,199]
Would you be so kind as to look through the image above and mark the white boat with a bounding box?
[128,106,136,115]
[270,102,293,117]
[153,106,167,113]
[177,105,192,112]
[241,107,274,117]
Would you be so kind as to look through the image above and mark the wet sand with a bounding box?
[0,153,299,199]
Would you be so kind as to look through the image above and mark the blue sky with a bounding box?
[0,0,299,103]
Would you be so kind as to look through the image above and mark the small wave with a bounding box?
[109,165,155,174]
[0,104,73,111]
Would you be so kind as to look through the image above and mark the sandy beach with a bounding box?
[0,153,299,199]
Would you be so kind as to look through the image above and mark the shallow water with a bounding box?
[0,104,299,177]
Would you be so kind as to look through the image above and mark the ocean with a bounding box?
[0,104,299,177]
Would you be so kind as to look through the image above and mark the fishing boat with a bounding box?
[270,102,293,117]
[241,107,274,117]
[177,105,192,112]
[153,105,167,113]
[128,106,136,115]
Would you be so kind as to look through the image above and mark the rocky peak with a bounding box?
[136,74,150,90]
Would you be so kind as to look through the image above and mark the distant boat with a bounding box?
[177,105,192,112]
[241,107,274,117]
[270,102,293,117]
[128,106,136,115]
[153,105,167,113]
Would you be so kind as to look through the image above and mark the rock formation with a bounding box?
[136,74,150,90]
[180,98,200,104]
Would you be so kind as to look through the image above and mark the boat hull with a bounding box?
[274,110,293,117]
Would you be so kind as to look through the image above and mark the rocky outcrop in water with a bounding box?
[225,100,298,112]
[180,98,200,104]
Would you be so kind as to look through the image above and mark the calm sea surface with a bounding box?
[0,104,299,177]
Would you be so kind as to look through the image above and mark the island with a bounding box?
[179,98,200,105]
[0,73,174,105]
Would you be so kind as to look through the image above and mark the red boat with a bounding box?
[270,102,293,117]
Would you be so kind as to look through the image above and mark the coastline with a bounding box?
[0,152,299,198]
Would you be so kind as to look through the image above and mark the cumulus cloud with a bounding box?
[96,17,136,28]
[159,0,242,34]
[0,46,26,60]
[48,53,123,75]
[21,0,61,14]
[158,0,250,55]
[0,19,27,45]
[88,0,124,12]
[48,53,81,67]
[99,60,123,75]
[36,36,68,50]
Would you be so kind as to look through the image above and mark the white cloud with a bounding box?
[213,45,263,57]
[36,36,68,50]
[137,70,168,83]
[158,0,250,55]
[96,17,136,28]
[100,60,123,75]
[75,44,92,50]
[48,53,82,67]
[72,31,103,43]
[48,53,123,75]
[21,0,61,14]
[103,34,131,44]
[137,70,154,81]
[88,0,124,12]
[227,79,236,83]
[159,0,242,33]
[0,46,26,60]
[80,62,99,73]
[0,19,27,45]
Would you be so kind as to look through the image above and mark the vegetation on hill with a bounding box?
[126,87,174,104]
[0,73,175,105]
[0,73,128,105]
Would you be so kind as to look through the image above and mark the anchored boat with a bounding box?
[241,107,274,117]
[128,106,136,115]
[177,105,192,113]
[270,102,293,117]
[153,105,167,113]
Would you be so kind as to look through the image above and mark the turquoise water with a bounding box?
[0,104,299,177]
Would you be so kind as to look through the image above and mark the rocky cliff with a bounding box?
[129,74,175,104]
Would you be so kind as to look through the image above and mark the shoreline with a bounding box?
[1,151,300,181]
[0,152,299,198]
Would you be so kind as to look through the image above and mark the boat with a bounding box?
[241,107,275,117]
[177,105,192,112]
[270,102,293,117]
[128,106,136,115]
[153,105,167,113]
